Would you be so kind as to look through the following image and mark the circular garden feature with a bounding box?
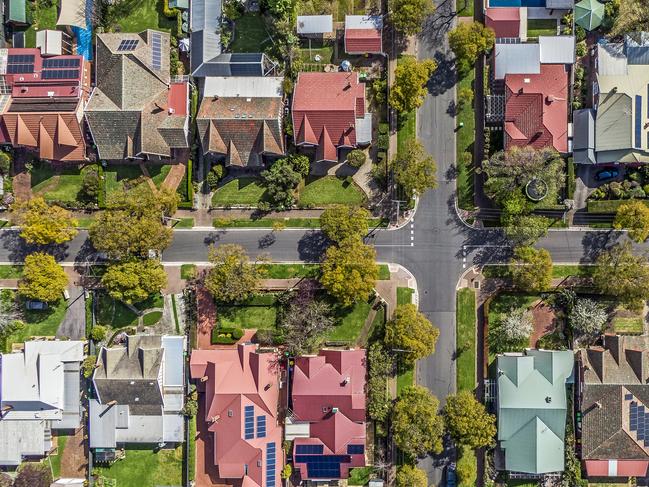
[525,178,549,202]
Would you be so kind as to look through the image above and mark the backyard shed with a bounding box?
[344,15,383,54]
[296,15,333,35]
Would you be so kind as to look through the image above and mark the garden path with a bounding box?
[529,300,556,348]
[162,163,186,191]
[59,427,88,478]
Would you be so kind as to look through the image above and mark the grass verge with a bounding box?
[456,288,476,392]
[456,68,476,210]
[0,265,23,278]
[396,287,414,305]
[180,264,197,280]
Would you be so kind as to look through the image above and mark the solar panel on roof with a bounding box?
[347,444,364,454]
[151,32,162,70]
[229,53,263,62]
[117,39,139,52]
[7,64,34,74]
[296,445,324,454]
[256,415,266,439]
[42,69,79,79]
[626,394,634,400]
[266,442,276,487]
[636,95,643,149]
[8,54,35,63]
[244,405,254,439]
[43,58,80,68]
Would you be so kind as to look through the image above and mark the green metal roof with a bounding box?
[575,0,605,31]
[497,350,574,474]
[8,0,26,23]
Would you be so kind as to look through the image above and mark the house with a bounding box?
[196,77,284,167]
[292,72,371,163]
[0,47,88,162]
[579,334,649,479]
[189,343,283,487]
[0,340,84,466]
[344,15,383,54]
[490,37,574,153]
[89,335,186,461]
[573,33,649,164]
[288,349,367,481]
[496,349,574,475]
[85,31,190,161]
[297,15,333,37]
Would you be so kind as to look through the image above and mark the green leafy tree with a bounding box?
[288,154,310,177]
[90,325,107,342]
[367,343,393,423]
[264,0,296,19]
[392,385,444,458]
[320,239,377,306]
[389,57,437,113]
[449,21,495,76]
[18,252,67,303]
[390,0,435,36]
[385,303,440,367]
[444,391,497,448]
[457,87,474,108]
[396,465,428,487]
[570,298,608,338]
[503,215,551,246]
[260,158,302,210]
[0,151,11,175]
[320,205,370,243]
[510,246,553,291]
[204,244,267,303]
[611,0,647,37]
[457,446,477,487]
[393,139,438,198]
[593,241,649,310]
[346,149,367,168]
[102,259,168,304]
[614,200,649,242]
[82,355,98,379]
[14,197,78,245]
[80,167,101,202]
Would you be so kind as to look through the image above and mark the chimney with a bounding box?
[106,400,117,407]
[201,376,209,382]
[342,376,350,385]
[546,95,555,103]
[168,107,175,115]
[545,396,552,404]
[265,383,273,391]
[595,401,602,409]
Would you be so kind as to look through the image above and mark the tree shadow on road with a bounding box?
[426,51,456,97]
[297,231,329,262]
[580,230,623,263]
[0,230,70,262]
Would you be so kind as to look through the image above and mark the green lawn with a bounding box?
[94,447,183,487]
[377,264,390,280]
[527,18,557,37]
[50,434,69,479]
[212,177,268,206]
[148,165,172,189]
[142,311,163,326]
[24,0,59,47]
[77,217,95,229]
[262,263,320,279]
[482,264,596,280]
[456,0,473,16]
[396,287,414,305]
[180,264,197,280]
[456,288,476,392]
[213,217,388,228]
[612,316,644,334]
[0,265,23,278]
[348,466,375,486]
[104,164,147,197]
[134,293,164,311]
[300,176,367,207]
[231,14,270,52]
[188,416,196,481]
[31,164,86,205]
[397,110,416,155]
[326,300,373,342]
[96,293,139,328]
[106,0,176,33]
[397,365,414,396]
[456,69,475,210]
[218,294,278,330]
[3,296,68,352]
[173,217,194,229]
[299,44,335,64]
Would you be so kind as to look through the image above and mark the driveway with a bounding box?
[574,163,625,210]
[56,268,86,340]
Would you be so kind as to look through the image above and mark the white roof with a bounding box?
[539,36,575,64]
[36,30,63,56]
[296,15,333,34]
[597,41,628,76]
[56,0,86,28]
[345,15,383,30]
[163,412,184,442]
[0,420,47,465]
[202,76,283,98]
[494,43,540,79]
[162,335,185,387]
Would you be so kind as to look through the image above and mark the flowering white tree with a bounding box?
[570,298,608,337]
[501,307,534,341]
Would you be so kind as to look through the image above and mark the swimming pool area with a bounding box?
[489,0,545,6]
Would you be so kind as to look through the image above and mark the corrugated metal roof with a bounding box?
[494,43,540,79]
[8,0,26,23]
[162,335,185,387]
[296,15,333,34]
[595,92,633,152]
[597,41,627,76]
[573,108,596,164]
[345,15,383,30]
[539,36,575,64]
[203,76,283,98]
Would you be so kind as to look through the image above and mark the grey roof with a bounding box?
[190,0,222,77]
[494,43,540,80]
[597,41,627,75]
[625,32,649,65]
[573,108,596,164]
[345,14,383,30]
[595,93,632,152]
[297,15,333,34]
[0,420,47,465]
[355,113,372,145]
[162,336,185,387]
[192,52,270,78]
[539,36,575,64]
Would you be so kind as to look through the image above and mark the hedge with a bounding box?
[211,326,244,344]
[178,159,194,209]
[587,199,649,213]
[566,157,575,199]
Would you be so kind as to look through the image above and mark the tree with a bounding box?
[204,244,266,303]
[611,0,648,37]
[457,87,474,108]
[80,167,101,202]
[385,303,440,367]
[82,355,97,379]
[14,462,52,487]
[503,214,551,246]
[393,139,437,198]
[102,259,167,304]
[287,154,310,177]
[260,158,302,210]
[392,385,444,458]
[389,57,437,113]
[449,21,495,76]
[320,205,370,243]
[570,298,608,338]
[182,399,199,417]
[281,296,335,355]
[500,307,533,342]
[457,446,477,487]
[396,465,428,487]
[593,241,649,309]
[13,197,78,245]
[614,200,649,242]
[90,324,107,342]
[390,0,434,36]
[0,151,11,175]
[367,343,393,424]
[320,239,377,306]
[346,149,367,168]
[444,391,497,448]
[18,252,67,303]
[510,246,552,291]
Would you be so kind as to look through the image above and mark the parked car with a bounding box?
[446,463,457,487]
[595,168,620,181]
[26,300,48,310]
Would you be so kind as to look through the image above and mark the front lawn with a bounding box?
[231,14,270,52]
[95,293,139,329]
[217,294,278,330]
[262,263,320,279]
[326,300,373,342]
[104,164,148,197]
[488,293,538,356]
[212,177,269,206]
[31,164,89,205]
[456,69,475,210]
[527,18,557,37]
[3,293,68,352]
[148,165,172,189]
[456,288,476,392]
[299,176,367,206]
[94,447,183,487]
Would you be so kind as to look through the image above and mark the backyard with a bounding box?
[93,447,183,487]
[527,18,557,37]
[102,0,176,33]
[231,14,271,52]
[298,0,366,21]
[24,0,58,47]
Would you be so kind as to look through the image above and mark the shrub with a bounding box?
[80,167,101,202]
[347,150,367,168]
[211,326,244,344]
[377,133,389,150]
[82,355,97,379]
[0,151,11,175]
[90,324,107,342]
[182,399,198,417]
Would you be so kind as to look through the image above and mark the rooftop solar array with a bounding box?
[296,444,324,454]
[244,405,254,440]
[43,58,81,68]
[42,69,80,79]
[8,54,35,63]
[257,415,266,439]
[630,401,649,443]
[151,32,162,70]
[117,39,139,52]
[347,444,364,455]
[7,64,34,74]
[266,442,276,487]
[295,455,352,479]
[635,95,643,149]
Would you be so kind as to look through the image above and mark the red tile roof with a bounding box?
[504,63,568,153]
[485,7,521,38]
[584,460,649,477]
[345,28,382,54]
[292,72,366,162]
[190,344,283,487]
[168,82,188,117]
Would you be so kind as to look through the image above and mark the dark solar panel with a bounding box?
[43,58,81,68]
[347,444,364,455]
[151,32,162,70]
[636,95,643,149]
[118,39,139,52]
[266,442,276,487]
[296,445,324,455]
[256,415,266,439]
[244,405,254,439]
[230,63,263,76]
[41,69,79,79]
[230,53,263,62]
[626,394,634,401]
[7,64,34,74]
[8,54,35,63]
